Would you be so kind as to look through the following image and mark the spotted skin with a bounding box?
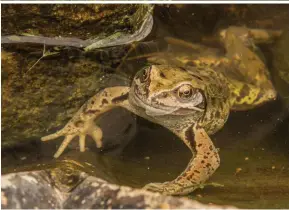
[41,87,130,158]
[143,124,220,195]
[155,26,278,110]
[41,26,281,195]
[42,64,229,195]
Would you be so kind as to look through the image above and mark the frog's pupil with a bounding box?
[182,89,192,97]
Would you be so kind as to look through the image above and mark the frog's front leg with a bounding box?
[41,86,130,158]
[143,124,220,195]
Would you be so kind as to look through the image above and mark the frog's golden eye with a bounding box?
[140,67,151,83]
[177,84,194,99]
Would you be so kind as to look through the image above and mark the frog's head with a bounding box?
[130,65,207,117]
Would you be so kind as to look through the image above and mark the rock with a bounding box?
[1,4,155,150]
[1,169,236,209]
[2,5,154,50]
[1,50,136,152]
[1,171,63,209]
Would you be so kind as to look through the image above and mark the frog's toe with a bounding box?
[53,130,102,158]
[143,181,179,195]
[88,125,103,148]
[79,134,86,152]
[41,128,78,158]
[143,182,166,193]
[41,132,62,141]
[53,134,76,158]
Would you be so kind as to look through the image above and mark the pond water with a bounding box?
[2,96,289,208]
[2,4,289,209]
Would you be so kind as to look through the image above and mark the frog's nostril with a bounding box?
[159,72,166,78]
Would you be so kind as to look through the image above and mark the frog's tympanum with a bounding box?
[41,27,280,195]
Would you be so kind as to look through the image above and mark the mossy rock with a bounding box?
[2,5,153,40]
[1,5,155,149]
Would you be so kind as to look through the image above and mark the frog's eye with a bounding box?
[140,66,151,83]
[177,84,194,99]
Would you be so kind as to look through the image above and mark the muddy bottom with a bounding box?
[2,98,289,209]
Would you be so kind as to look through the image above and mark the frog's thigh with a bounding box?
[229,79,276,110]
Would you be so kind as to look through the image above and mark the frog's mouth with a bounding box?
[132,85,205,117]
[131,90,175,116]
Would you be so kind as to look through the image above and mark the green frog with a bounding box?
[41,26,280,195]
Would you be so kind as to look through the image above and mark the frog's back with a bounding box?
[186,66,231,135]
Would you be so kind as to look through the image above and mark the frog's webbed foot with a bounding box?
[219,26,282,45]
[41,86,130,158]
[143,181,182,195]
[41,121,103,158]
[143,181,199,196]
[143,181,224,195]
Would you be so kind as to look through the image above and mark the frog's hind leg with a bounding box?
[228,78,277,110]
[220,26,281,110]
[143,124,220,195]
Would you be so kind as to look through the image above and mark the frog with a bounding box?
[41,26,281,195]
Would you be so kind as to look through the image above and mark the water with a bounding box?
[2,98,289,208]
[2,4,289,209]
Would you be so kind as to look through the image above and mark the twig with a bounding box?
[25,42,59,76]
